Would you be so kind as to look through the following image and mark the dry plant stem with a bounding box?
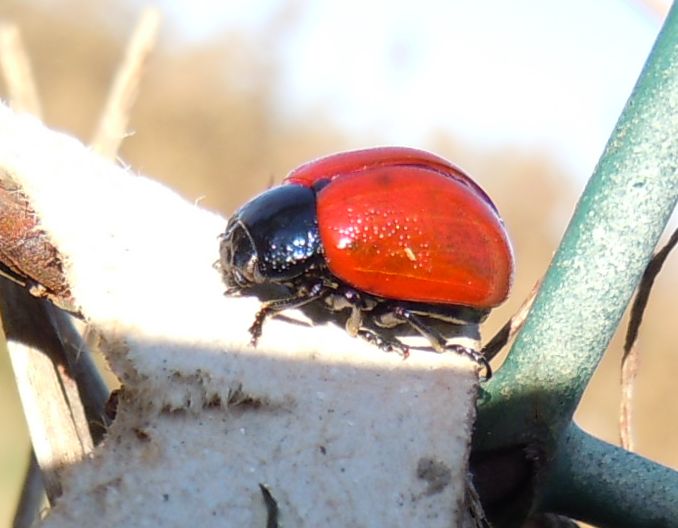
[49,309,111,441]
[482,279,541,362]
[0,25,72,306]
[464,475,491,528]
[8,7,159,521]
[13,453,44,528]
[90,7,160,157]
[8,343,76,503]
[0,20,71,518]
[1,281,94,503]
[522,513,580,527]
[0,24,41,115]
[619,344,639,451]
[619,227,678,449]
[0,22,108,524]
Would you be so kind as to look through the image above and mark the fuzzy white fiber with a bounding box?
[0,103,479,527]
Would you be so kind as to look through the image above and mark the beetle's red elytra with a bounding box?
[314,164,511,307]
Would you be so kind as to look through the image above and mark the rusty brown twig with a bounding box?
[482,279,542,362]
[620,227,678,450]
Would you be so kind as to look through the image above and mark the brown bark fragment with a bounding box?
[0,169,75,311]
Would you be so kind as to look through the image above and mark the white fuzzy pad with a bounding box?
[0,104,478,527]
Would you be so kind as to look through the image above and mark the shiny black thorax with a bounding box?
[220,184,326,288]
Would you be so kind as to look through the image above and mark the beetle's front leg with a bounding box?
[249,283,327,345]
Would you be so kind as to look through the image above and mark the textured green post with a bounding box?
[476,2,678,451]
[543,424,678,525]
[473,5,678,524]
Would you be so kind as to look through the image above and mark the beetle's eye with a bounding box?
[220,219,259,287]
[231,268,249,289]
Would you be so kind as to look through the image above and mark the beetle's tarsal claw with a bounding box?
[445,344,492,381]
[248,310,267,346]
[357,328,411,358]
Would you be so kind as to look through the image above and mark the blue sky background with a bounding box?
[155,0,667,182]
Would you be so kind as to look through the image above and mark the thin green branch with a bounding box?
[540,423,678,527]
[475,0,678,451]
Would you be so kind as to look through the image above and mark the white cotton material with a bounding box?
[0,103,478,527]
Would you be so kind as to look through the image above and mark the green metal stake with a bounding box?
[473,3,678,525]
[476,0,678,449]
[543,423,678,526]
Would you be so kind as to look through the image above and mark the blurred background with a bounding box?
[0,0,675,524]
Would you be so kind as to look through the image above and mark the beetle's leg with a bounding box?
[333,287,410,357]
[249,284,327,345]
[340,288,370,337]
[392,307,492,380]
[345,305,363,337]
[392,306,446,351]
[445,344,492,381]
[356,327,410,359]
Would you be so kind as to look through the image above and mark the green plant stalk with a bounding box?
[475,1,678,450]
[541,423,678,527]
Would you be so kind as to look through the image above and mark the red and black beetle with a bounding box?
[219,147,513,376]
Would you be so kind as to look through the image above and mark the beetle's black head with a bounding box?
[220,184,324,293]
